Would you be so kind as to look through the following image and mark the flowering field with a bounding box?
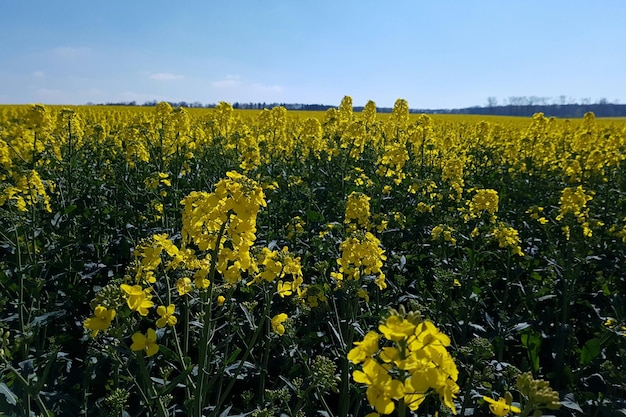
[1,98,625,416]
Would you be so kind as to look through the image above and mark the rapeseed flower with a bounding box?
[156,304,177,328]
[84,305,116,337]
[345,192,371,231]
[347,331,380,364]
[120,284,154,316]
[277,280,293,297]
[483,396,521,416]
[334,231,387,290]
[556,185,593,222]
[176,277,192,296]
[350,312,459,415]
[353,359,404,415]
[490,223,524,256]
[131,328,159,357]
[468,189,499,218]
[271,313,288,336]
[378,315,416,342]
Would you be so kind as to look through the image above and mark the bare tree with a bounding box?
[486,97,498,107]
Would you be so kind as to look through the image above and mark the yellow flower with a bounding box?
[176,277,193,296]
[83,305,116,337]
[131,328,159,357]
[156,304,177,328]
[350,315,459,415]
[490,223,524,256]
[483,396,521,417]
[556,185,594,222]
[353,359,404,415]
[347,331,380,364]
[345,192,371,230]
[357,288,370,302]
[277,280,293,297]
[217,295,226,306]
[271,313,288,336]
[120,284,154,316]
[470,189,499,216]
[378,315,416,342]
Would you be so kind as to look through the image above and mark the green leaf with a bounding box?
[521,331,541,373]
[561,393,583,413]
[306,209,323,222]
[30,310,65,328]
[580,338,602,365]
[0,382,17,406]
[225,348,242,365]
[157,364,194,396]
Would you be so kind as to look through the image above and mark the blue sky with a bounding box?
[1,0,625,109]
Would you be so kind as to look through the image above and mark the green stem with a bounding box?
[15,227,26,360]
[258,286,272,403]
[459,363,476,417]
[194,216,229,416]
[135,351,168,417]
[162,271,196,397]
[337,292,359,417]
[212,299,271,416]
[396,398,407,417]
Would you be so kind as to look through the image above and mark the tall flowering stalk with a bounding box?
[83,171,271,417]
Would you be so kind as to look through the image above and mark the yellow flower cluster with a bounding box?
[249,246,304,297]
[441,157,466,200]
[556,185,593,222]
[179,171,266,285]
[349,311,459,415]
[431,224,457,246]
[0,169,52,212]
[466,188,499,221]
[344,192,372,231]
[526,206,549,225]
[490,222,524,256]
[285,215,305,240]
[83,172,268,357]
[331,231,387,291]
[271,313,289,336]
[120,284,154,316]
[556,185,602,238]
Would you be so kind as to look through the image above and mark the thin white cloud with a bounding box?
[50,47,92,58]
[211,75,241,88]
[211,79,241,88]
[207,75,287,103]
[80,88,105,97]
[150,72,185,81]
[252,83,283,93]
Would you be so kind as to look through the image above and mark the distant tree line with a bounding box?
[89,96,626,118]
[456,96,626,118]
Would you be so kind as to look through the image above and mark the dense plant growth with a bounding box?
[1,98,625,416]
